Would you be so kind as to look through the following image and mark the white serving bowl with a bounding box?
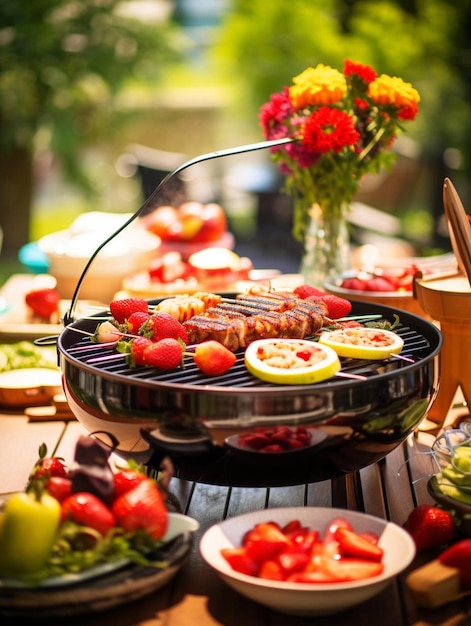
[38,212,161,302]
[200,506,415,617]
[324,253,458,319]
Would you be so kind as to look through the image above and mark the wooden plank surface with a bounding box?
[1,414,471,625]
[1,270,471,624]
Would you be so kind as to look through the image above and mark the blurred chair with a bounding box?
[118,143,223,210]
[118,144,188,210]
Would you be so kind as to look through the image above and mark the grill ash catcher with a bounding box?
[55,139,443,488]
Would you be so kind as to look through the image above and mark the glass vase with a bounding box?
[299,203,351,288]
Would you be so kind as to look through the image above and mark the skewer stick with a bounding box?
[65,326,137,340]
[336,314,383,322]
[86,353,127,364]
[335,372,367,380]
[391,353,415,363]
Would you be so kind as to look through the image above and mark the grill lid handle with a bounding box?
[63,137,296,326]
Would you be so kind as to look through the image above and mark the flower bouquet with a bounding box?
[259,60,420,284]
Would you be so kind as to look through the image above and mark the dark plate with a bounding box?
[0,513,198,617]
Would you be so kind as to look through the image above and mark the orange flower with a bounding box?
[367,75,420,120]
[259,59,420,242]
[289,65,346,108]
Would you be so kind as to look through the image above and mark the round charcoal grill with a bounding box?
[58,299,442,487]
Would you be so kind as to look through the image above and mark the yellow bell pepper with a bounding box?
[0,491,61,577]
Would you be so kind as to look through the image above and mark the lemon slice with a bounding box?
[318,327,404,360]
[244,338,341,385]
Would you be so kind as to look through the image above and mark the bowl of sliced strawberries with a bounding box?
[324,268,429,317]
[200,506,415,616]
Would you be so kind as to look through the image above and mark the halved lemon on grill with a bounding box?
[244,338,341,385]
[318,327,404,360]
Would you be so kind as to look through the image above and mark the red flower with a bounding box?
[344,60,377,84]
[397,102,420,121]
[259,87,293,132]
[302,107,360,154]
[257,59,420,243]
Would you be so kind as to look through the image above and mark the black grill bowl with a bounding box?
[58,300,441,487]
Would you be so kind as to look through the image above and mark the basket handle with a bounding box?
[63,137,295,325]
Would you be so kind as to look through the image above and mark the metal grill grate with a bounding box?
[60,303,438,392]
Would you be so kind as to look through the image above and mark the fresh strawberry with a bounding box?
[259,559,285,580]
[281,519,303,535]
[143,312,189,344]
[323,517,352,545]
[192,340,237,376]
[220,547,259,577]
[126,311,151,334]
[276,549,310,576]
[293,556,384,582]
[45,476,72,502]
[32,456,68,479]
[25,288,61,319]
[244,522,291,562]
[61,492,116,536]
[293,284,326,299]
[319,294,352,319]
[111,478,168,540]
[142,337,184,370]
[439,539,471,589]
[340,277,368,291]
[220,516,388,584]
[403,504,455,552]
[335,526,384,561]
[359,531,380,545]
[109,297,148,324]
[364,276,396,292]
[112,469,147,499]
[130,336,153,366]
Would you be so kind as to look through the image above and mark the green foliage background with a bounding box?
[213,0,471,172]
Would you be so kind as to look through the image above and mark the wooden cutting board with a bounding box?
[0,274,106,341]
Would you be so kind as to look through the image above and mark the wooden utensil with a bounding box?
[443,177,471,287]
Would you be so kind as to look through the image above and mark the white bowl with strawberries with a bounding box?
[324,268,428,317]
[200,506,415,616]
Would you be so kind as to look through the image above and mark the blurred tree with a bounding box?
[214,0,471,245]
[0,0,183,256]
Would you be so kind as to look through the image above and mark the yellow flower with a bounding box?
[367,74,420,109]
[289,65,346,109]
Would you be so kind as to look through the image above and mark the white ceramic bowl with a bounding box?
[200,506,415,617]
[324,253,458,319]
[38,212,160,302]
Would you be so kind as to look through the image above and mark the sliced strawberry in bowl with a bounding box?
[200,506,416,616]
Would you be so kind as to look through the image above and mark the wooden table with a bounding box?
[1,274,471,625]
[1,401,471,626]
